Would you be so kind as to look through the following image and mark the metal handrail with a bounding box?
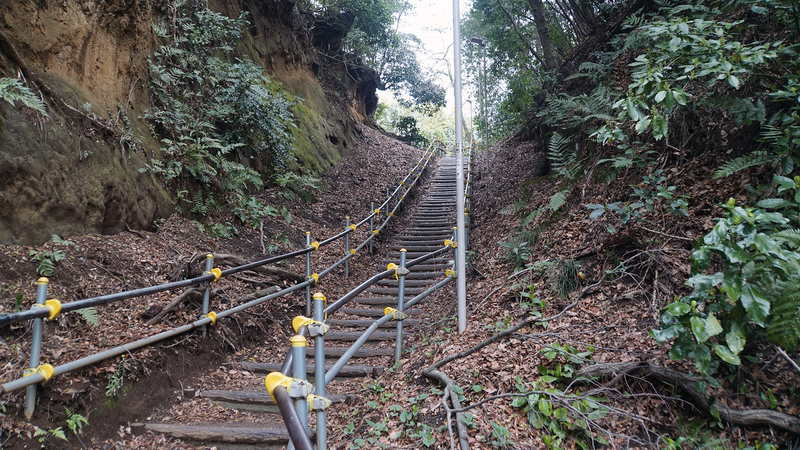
[269,242,457,450]
[0,144,438,418]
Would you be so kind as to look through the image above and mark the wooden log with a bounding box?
[141,423,309,444]
[307,346,394,358]
[338,308,422,317]
[238,362,384,377]
[197,253,305,282]
[324,330,406,341]
[200,390,355,405]
[366,287,427,295]
[325,318,421,328]
[378,279,437,287]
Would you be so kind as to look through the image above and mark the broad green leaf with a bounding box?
[714,344,742,365]
[672,89,688,105]
[755,198,794,209]
[666,302,691,316]
[650,324,683,342]
[652,114,667,140]
[654,90,667,103]
[722,268,742,302]
[589,208,605,220]
[688,273,723,291]
[753,233,779,253]
[726,320,746,354]
[538,399,553,416]
[690,344,712,373]
[727,75,740,89]
[740,284,770,326]
[705,314,723,338]
[691,316,709,342]
[635,117,652,134]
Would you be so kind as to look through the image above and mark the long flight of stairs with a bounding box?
[134,158,460,448]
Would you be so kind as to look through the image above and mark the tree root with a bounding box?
[576,361,800,434]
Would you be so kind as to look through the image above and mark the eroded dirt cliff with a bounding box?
[0,0,379,245]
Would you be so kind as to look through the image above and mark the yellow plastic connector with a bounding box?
[24,364,55,382]
[348,224,357,232]
[37,277,49,285]
[374,209,381,214]
[384,307,407,321]
[444,239,457,249]
[373,230,379,235]
[308,273,319,284]
[204,268,222,282]
[400,181,405,185]
[388,212,394,217]
[309,241,320,251]
[400,196,405,200]
[446,269,457,279]
[34,299,62,320]
[349,249,357,255]
[292,316,315,332]
[205,311,217,325]
[265,372,291,401]
[386,263,400,280]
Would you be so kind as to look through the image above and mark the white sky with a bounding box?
[393,0,476,113]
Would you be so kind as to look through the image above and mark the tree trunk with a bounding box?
[526,0,560,71]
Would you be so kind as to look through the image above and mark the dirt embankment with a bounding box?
[0,0,379,246]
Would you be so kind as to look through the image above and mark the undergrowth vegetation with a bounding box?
[144,0,308,233]
[488,0,800,446]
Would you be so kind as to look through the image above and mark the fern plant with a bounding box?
[547,133,582,180]
[145,0,297,225]
[75,307,100,327]
[0,77,47,114]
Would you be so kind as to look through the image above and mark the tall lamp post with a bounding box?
[466,99,473,142]
[470,37,489,178]
[452,0,467,333]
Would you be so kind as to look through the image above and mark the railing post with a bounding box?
[452,227,458,273]
[385,188,389,212]
[344,217,350,278]
[24,277,48,419]
[313,292,327,450]
[369,202,375,254]
[201,254,213,337]
[395,250,406,362]
[305,232,312,317]
[288,335,309,450]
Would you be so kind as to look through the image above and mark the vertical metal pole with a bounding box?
[385,188,389,212]
[289,335,308,450]
[313,293,327,450]
[25,277,48,419]
[395,250,406,362]
[201,254,213,337]
[369,202,374,254]
[344,217,350,278]
[453,0,468,333]
[482,42,489,178]
[305,232,311,317]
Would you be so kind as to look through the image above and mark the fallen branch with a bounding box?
[146,285,281,326]
[193,253,305,282]
[576,361,800,434]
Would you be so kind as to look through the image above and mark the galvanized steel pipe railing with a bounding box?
[0,144,438,418]
[267,239,458,449]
